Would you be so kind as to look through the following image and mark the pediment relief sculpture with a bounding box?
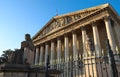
[33,4,111,40]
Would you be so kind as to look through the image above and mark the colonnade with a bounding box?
[34,17,118,66]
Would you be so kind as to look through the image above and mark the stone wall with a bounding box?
[0,72,28,77]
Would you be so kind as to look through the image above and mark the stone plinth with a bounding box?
[0,64,30,77]
[0,63,62,77]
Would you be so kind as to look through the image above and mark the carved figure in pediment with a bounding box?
[48,26,51,32]
[64,17,68,25]
[60,18,65,26]
[56,20,60,27]
[45,27,49,33]
[42,30,46,35]
[56,20,61,27]
[66,16,72,24]
[39,34,42,38]
[71,16,75,21]
[54,21,59,28]
[74,14,81,20]
[52,22,56,29]
[49,24,53,31]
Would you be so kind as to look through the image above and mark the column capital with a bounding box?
[45,42,49,45]
[72,30,76,34]
[104,16,111,22]
[64,33,69,37]
[80,26,86,31]
[57,37,62,40]
[40,44,44,47]
[51,39,55,43]
[36,45,40,48]
[91,21,97,26]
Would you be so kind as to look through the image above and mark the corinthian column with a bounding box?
[72,31,78,60]
[104,17,116,53]
[81,27,87,56]
[64,35,69,77]
[57,38,61,63]
[92,22,101,56]
[45,43,49,66]
[35,47,39,65]
[39,46,43,65]
[50,41,55,65]
[64,35,69,62]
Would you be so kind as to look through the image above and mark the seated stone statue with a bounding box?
[6,34,35,65]
[21,34,35,65]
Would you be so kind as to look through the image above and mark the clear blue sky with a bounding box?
[0,0,120,55]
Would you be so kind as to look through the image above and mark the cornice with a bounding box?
[107,7,120,25]
[54,3,109,19]
[32,17,55,40]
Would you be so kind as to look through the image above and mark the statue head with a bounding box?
[25,34,31,41]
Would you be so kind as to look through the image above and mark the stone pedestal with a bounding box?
[0,64,30,77]
[23,48,34,65]
[0,63,62,77]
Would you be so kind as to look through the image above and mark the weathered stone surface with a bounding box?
[1,3,120,77]
[22,34,35,65]
[32,3,120,77]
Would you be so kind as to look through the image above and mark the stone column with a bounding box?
[50,41,55,66]
[113,21,120,50]
[81,27,87,56]
[64,35,69,77]
[57,38,61,63]
[39,46,44,65]
[45,43,49,66]
[72,31,78,60]
[35,47,39,65]
[72,31,79,77]
[64,35,69,62]
[92,22,101,56]
[57,38,62,70]
[104,17,116,53]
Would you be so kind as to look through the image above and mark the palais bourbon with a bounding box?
[32,3,120,77]
[0,3,120,77]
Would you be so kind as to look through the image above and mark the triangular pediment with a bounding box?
[32,3,114,40]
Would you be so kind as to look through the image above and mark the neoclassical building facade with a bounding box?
[32,3,120,77]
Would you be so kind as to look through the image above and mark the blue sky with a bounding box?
[0,0,120,55]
